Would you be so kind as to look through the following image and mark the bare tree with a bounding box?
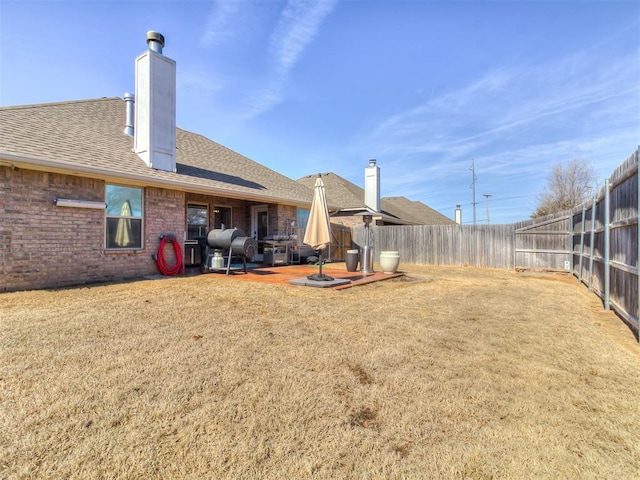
[533,158,597,218]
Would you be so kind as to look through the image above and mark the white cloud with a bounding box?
[269,0,338,77]
[200,0,243,48]
[354,46,639,167]
[350,43,639,222]
[241,0,338,120]
[178,69,223,96]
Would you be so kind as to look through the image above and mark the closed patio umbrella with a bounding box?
[115,200,133,247]
[303,175,334,281]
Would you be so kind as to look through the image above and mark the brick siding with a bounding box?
[1,167,185,292]
[1,166,303,291]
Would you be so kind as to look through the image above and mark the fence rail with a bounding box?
[571,149,638,337]
[350,148,639,339]
[352,224,517,269]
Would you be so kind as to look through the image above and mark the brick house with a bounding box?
[0,32,316,292]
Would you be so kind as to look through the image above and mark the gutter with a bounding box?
[0,151,312,208]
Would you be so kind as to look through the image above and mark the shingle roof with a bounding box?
[297,172,365,209]
[382,196,455,225]
[0,97,314,206]
[297,172,454,225]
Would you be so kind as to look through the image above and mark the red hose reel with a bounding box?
[154,234,183,276]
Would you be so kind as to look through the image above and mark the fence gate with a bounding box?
[514,213,571,271]
[329,223,351,262]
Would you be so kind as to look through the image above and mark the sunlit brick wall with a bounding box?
[0,166,186,292]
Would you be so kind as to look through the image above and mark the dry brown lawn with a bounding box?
[1,265,639,479]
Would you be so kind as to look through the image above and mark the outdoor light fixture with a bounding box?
[54,198,107,209]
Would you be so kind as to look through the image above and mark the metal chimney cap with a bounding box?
[368,158,377,166]
[146,31,165,48]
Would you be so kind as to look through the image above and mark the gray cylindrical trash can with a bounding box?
[360,245,373,274]
[345,249,359,272]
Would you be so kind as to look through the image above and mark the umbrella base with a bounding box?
[307,273,335,281]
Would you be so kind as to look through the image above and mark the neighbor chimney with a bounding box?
[133,31,176,172]
[123,93,135,136]
[455,204,462,224]
[364,158,380,212]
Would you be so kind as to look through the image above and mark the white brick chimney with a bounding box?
[133,31,176,172]
[364,158,380,212]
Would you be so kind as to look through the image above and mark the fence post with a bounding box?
[588,195,596,292]
[568,213,573,275]
[578,205,586,283]
[604,178,610,310]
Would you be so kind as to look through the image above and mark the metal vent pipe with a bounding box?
[123,93,134,136]
[146,31,165,54]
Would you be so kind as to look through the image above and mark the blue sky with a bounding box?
[1,0,638,223]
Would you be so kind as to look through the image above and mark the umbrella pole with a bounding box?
[307,249,334,281]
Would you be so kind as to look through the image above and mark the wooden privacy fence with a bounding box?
[350,147,639,338]
[295,223,351,262]
[329,223,351,261]
[571,149,638,337]
[352,224,516,269]
[514,212,571,270]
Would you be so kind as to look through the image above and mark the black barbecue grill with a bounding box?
[202,228,257,275]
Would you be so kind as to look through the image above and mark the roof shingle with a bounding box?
[297,172,454,225]
[0,97,314,206]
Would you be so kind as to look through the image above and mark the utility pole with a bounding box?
[483,194,492,224]
[470,160,477,225]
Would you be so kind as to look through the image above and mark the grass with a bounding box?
[1,265,639,479]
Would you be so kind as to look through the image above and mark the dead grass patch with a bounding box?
[1,265,639,479]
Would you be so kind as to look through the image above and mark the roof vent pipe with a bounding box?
[123,93,135,136]
[146,31,165,54]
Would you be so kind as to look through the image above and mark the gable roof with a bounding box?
[297,172,454,225]
[381,196,455,225]
[297,172,365,210]
[0,97,314,206]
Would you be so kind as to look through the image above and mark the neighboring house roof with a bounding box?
[297,172,365,210]
[382,196,455,225]
[0,97,314,206]
[297,172,454,225]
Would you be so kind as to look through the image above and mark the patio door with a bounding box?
[251,205,269,261]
